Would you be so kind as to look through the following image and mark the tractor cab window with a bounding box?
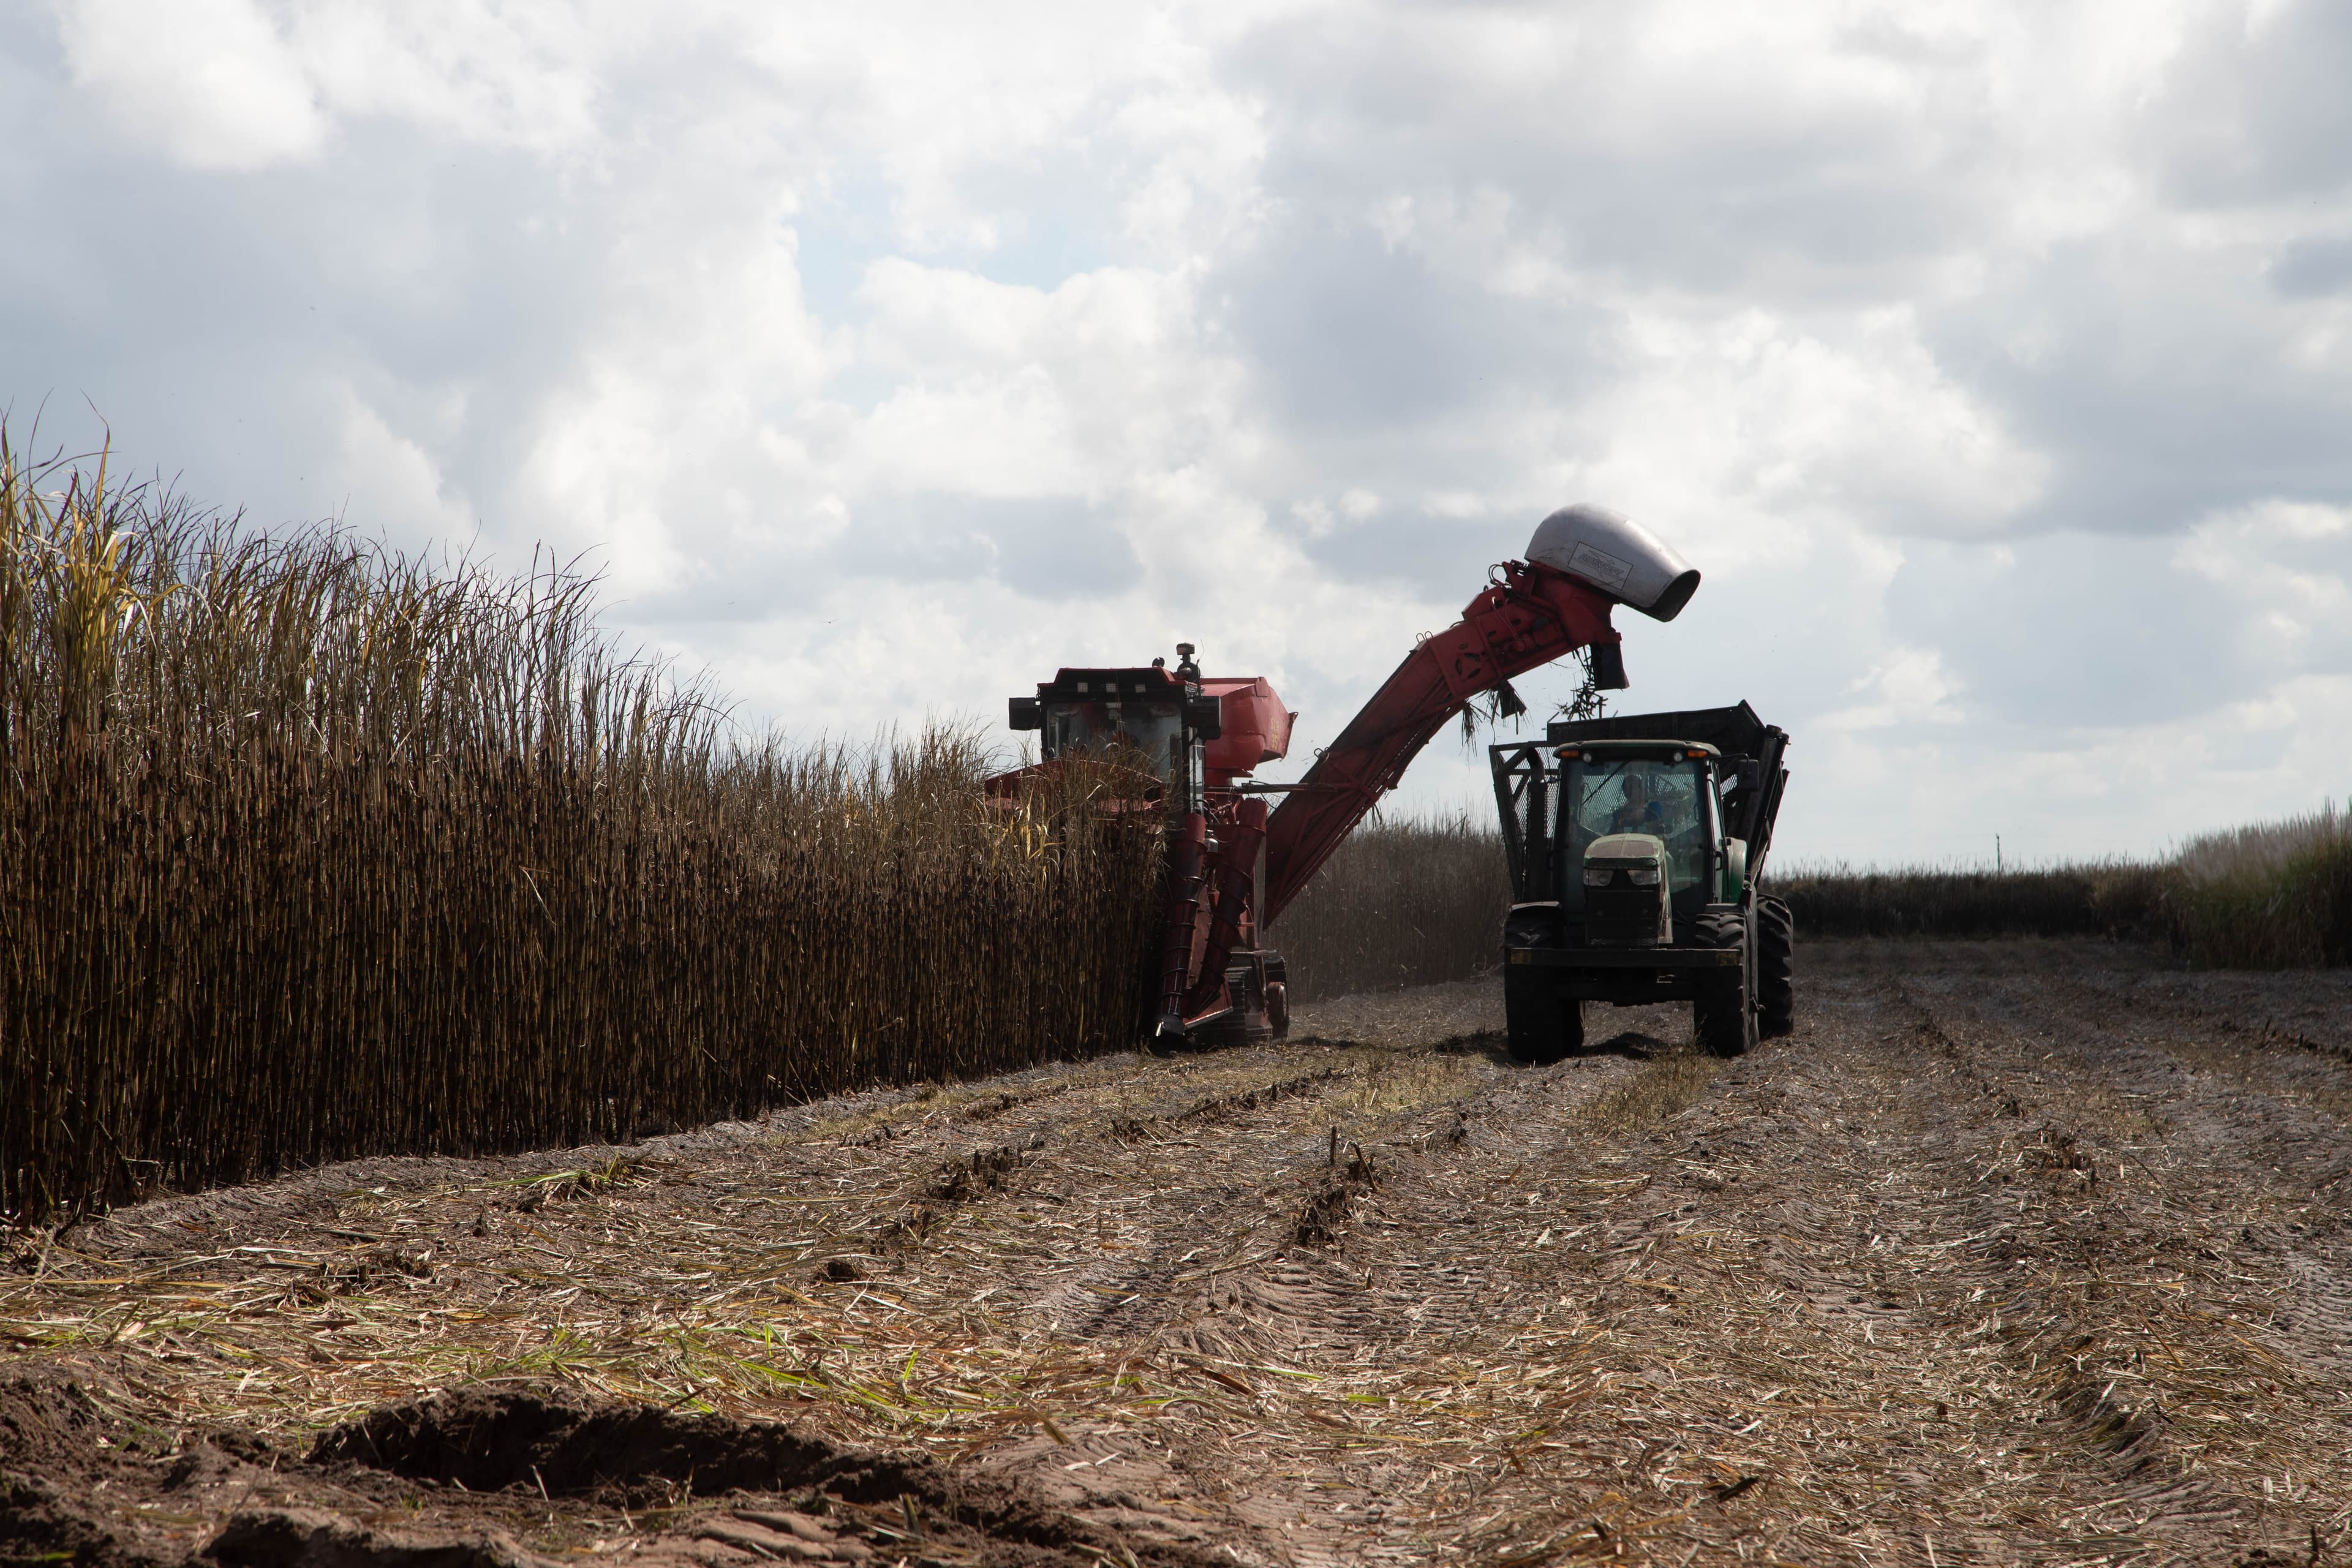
[1561,756,1715,892]
[1042,701,1186,785]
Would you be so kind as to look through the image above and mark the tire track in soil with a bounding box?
[1907,962,2352,1456]
[864,1022,1657,1566]
[1415,946,2352,1566]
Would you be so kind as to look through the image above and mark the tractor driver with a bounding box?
[1607,771,1667,835]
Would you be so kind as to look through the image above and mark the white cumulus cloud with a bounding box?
[10,0,2352,864]
[55,0,325,168]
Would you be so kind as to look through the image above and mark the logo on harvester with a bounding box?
[1564,541,1634,592]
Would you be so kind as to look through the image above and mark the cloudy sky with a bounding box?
[7,0,2351,867]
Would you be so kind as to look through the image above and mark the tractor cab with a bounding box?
[1556,741,1730,935]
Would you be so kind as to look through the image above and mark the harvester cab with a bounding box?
[1008,657,1224,810]
[1493,703,1793,1062]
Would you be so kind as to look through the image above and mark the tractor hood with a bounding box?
[1525,504,1701,622]
[1581,832,1673,948]
[1585,832,1668,872]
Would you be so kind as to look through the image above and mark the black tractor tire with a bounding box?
[1691,907,1755,1058]
[1265,981,1290,1040]
[1506,970,1585,1064]
[1755,896,1795,1039]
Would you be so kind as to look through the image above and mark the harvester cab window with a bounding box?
[1563,757,1714,893]
[1042,703,1187,787]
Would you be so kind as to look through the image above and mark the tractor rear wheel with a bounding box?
[1506,971,1585,1064]
[1692,908,1755,1058]
[1755,896,1795,1039]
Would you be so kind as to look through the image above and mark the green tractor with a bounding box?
[1490,703,1792,1061]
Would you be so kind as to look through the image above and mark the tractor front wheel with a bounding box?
[1692,908,1756,1058]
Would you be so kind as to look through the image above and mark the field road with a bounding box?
[5,940,2351,1567]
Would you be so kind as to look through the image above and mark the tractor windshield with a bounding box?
[1042,701,1186,785]
[1562,756,1714,891]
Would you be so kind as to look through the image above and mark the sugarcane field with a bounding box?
[13,12,2352,1561]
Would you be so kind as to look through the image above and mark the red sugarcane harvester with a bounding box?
[1000,505,1702,1047]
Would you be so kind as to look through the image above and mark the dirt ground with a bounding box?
[6,938,2352,1567]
